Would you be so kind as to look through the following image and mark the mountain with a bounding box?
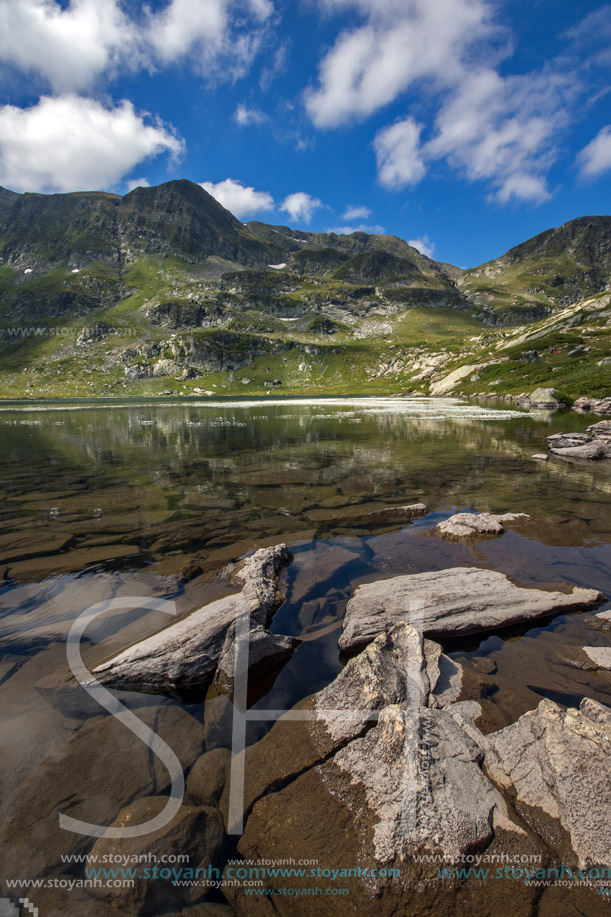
[459,216,611,324]
[0,180,609,401]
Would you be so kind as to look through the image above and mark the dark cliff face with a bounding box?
[465,215,611,310]
[117,180,279,265]
[504,216,611,267]
[0,180,286,270]
[0,190,121,267]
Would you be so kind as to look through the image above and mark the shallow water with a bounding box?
[0,396,610,915]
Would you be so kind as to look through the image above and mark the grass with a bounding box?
[0,251,609,402]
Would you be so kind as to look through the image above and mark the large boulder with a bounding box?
[227,625,547,915]
[529,387,561,409]
[339,567,604,652]
[94,545,297,694]
[219,618,611,914]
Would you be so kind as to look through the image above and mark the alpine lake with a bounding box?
[1,395,610,916]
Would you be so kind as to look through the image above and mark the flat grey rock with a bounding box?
[339,566,604,651]
[549,440,610,461]
[582,646,611,669]
[436,511,529,539]
[485,697,611,867]
[94,544,297,693]
[364,503,427,523]
[588,420,611,436]
[548,421,611,461]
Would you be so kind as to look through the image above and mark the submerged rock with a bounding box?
[435,511,529,539]
[94,544,297,694]
[485,697,611,867]
[87,796,224,908]
[186,747,231,808]
[363,503,427,524]
[339,566,604,652]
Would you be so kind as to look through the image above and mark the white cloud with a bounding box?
[327,223,384,234]
[408,235,435,258]
[374,118,426,189]
[234,103,267,126]
[306,0,498,127]
[144,0,275,82]
[0,0,274,93]
[307,0,587,205]
[126,177,151,192]
[0,95,182,193]
[0,0,135,93]
[496,173,551,204]
[577,125,611,178]
[426,68,570,202]
[200,178,274,217]
[147,0,228,63]
[342,205,371,220]
[281,192,323,224]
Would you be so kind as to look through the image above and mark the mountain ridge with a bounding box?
[0,179,609,401]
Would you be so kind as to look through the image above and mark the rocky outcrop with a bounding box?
[435,511,529,539]
[573,396,611,415]
[485,697,611,868]
[144,299,222,330]
[93,545,297,694]
[231,624,516,866]
[339,567,604,652]
[547,421,611,461]
[219,611,611,915]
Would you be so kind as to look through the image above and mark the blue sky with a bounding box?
[0,0,609,267]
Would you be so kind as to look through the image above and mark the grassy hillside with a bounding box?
[0,182,609,400]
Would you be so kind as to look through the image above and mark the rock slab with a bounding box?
[94,544,297,693]
[339,566,604,651]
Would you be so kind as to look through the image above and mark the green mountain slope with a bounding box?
[459,216,611,324]
[0,181,608,399]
